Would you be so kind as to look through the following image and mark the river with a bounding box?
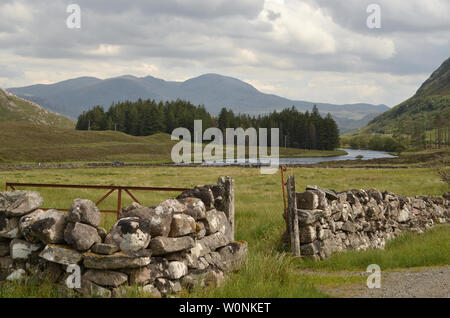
[201,148,397,166]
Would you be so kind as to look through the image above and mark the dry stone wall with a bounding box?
[0,176,247,297]
[285,181,450,260]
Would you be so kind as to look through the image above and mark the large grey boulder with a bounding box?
[178,197,206,220]
[83,251,151,270]
[150,236,195,256]
[0,191,43,217]
[39,244,83,265]
[169,214,196,237]
[105,217,151,252]
[83,269,128,288]
[19,209,66,244]
[67,199,101,228]
[64,222,102,251]
[10,238,42,260]
[0,214,21,238]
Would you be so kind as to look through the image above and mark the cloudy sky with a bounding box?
[0,0,449,107]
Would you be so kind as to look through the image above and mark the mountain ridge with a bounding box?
[8,73,389,133]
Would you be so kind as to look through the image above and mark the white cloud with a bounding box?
[0,0,448,109]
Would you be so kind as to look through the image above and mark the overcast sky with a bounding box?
[0,0,449,107]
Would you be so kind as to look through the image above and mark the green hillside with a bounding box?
[358,57,450,135]
[0,122,177,163]
[0,122,344,164]
[0,88,75,129]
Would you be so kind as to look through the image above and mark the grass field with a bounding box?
[0,165,448,298]
[0,122,347,164]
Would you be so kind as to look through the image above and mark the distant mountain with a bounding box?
[361,57,450,134]
[0,88,74,129]
[8,74,389,133]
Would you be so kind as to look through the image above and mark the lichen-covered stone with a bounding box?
[296,191,318,210]
[0,191,43,217]
[168,261,188,279]
[203,209,230,236]
[6,269,26,282]
[10,238,42,260]
[105,217,151,252]
[299,226,316,243]
[83,251,151,270]
[127,257,169,285]
[198,232,230,252]
[39,244,83,265]
[169,214,196,237]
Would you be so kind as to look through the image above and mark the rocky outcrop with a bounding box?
[0,176,247,298]
[285,183,450,260]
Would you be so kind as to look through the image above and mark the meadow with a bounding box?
[0,166,448,297]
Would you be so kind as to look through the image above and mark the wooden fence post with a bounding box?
[286,175,301,256]
[219,176,235,241]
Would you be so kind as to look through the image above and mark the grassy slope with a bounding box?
[355,57,450,135]
[0,89,74,129]
[0,166,448,297]
[0,122,346,163]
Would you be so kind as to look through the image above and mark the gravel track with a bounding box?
[310,266,450,298]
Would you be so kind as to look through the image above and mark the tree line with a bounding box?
[76,99,340,150]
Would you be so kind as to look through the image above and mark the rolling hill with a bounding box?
[7,74,389,133]
[360,57,450,134]
[0,121,178,163]
[0,88,74,129]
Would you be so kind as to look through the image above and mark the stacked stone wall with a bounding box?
[0,176,247,297]
[285,182,449,260]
